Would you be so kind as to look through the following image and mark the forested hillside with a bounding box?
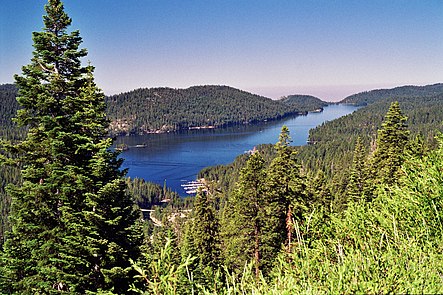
[200,92,443,209]
[105,85,303,135]
[340,83,443,105]
[159,101,443,293]
[279,94,328,112]
[3,0,443,293]
[0,84,22,242]
[300,92,443,186]
[0,84,21,139]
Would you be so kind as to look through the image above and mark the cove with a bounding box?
[115,104,359,195]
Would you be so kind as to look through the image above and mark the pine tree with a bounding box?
[307,169,333,209]
[346,137,368,201]
[189,190,220,269]
[181,190,220,287]
[220,151,266,278]
[368,101,409,191]
[0,1,141,293]
[405,133,428,159]
[263,126,304,264]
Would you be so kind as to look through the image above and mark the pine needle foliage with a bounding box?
[346,136,368,201]
[0,1,141,293]
[220,151,267,278]
[368,101,409,189]
[263,126,305,269]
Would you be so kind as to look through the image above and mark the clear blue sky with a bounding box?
[1,0,442,101]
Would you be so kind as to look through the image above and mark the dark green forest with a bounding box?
[340,83,443,105]
[105,85,310,135]
[1,0,443,293]
[200,84,443,200]
[2,83,326,137]
[279,94,328,112]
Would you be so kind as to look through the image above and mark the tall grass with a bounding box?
[133,139,443,294]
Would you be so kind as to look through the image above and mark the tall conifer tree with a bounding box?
[0,1,141,293]
[368,101,409,191]
[181,190,220,286]
[307,170,333,209]
[220,151,266,278]
[263,126,304,263]
[346,137,368,201]
[189,191,220,269]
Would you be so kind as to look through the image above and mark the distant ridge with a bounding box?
[0,84,19,127]
[105,85,305,135]
[340,83,443,106]
[4,82,443,136]
[279,94,328,112]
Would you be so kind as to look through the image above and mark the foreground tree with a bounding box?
[263,126,305,262]
[367,101,409,194]
[346,137,368,201]
[0,1,141,293]
[221,151,266,278]
[181,190,220,288]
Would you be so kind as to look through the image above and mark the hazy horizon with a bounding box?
[1,1,442,102]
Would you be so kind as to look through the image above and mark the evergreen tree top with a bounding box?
[377,101,409,147]
[275,125,293,153]
[1,1,141,293]
[43,0,72,34]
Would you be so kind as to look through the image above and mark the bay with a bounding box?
[116,104,358,195]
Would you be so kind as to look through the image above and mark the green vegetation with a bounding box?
[340,83,443,105]
[105,85,304,135]
[2,84,330,137]
[298,91,443,196]
[0,1,141,292]
[0,84,20,137]
[0,85,23,242]
[1,0,443,293]
[132,108,443,293]
[279,94,328,112]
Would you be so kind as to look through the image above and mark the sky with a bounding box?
[1,1,442,101]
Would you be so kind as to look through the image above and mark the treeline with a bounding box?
[3,83,330,137]
[2,0,443,291]
[279,94,328,112]
[0,85,23,243]
[105,85,306,135]
[340,83,443,105]
[139,101,443,293]
[0,84,24,140]
[298,92,443,195]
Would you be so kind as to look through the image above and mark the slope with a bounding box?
[279,94,328,112]
[105,85,301,135]
[340,83,443,106]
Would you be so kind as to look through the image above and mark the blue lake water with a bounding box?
[115,104,358,195]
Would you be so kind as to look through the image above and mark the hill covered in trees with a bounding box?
[0,84,23,242]
[301,91,443,182]
[0,84,21,139]
[340,83,443,105]
[2,84,334,136]
[105,85,306,135]
[200,90,443,212]
[3,0,443,293]
[152,101,443,293]
[279,94,328,112]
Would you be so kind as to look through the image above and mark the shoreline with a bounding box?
[109,108,325,137]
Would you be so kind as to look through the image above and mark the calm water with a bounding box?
[116,104,358,195]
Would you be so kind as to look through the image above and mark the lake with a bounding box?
[115,104,358,195]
